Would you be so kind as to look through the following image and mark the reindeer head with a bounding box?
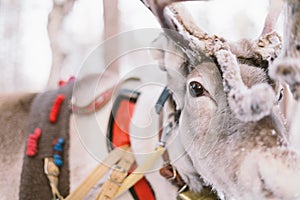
[147,0,283,122]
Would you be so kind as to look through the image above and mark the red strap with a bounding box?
[112,100,133,147]
[72,88,113,115]
[132,176,155,200]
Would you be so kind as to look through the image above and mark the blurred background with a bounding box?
[0,0,281,93]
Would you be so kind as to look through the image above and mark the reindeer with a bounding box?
[142,0,300,199]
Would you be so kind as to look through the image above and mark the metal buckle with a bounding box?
[158,121,173,147]
[108,164,128,186]
[108,178,123,186]
[110,164,127,174]
[167,165,177,181]
[177,184,188,194]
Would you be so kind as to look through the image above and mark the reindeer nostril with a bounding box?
[296,43,300,51]
[189,81,204,97]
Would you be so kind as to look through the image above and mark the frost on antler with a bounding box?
[230,32,282,65]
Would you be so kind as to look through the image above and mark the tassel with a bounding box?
[53,138,64,167]
[49,94,65,123]
[58,76,75,87]
[26,128,42,157]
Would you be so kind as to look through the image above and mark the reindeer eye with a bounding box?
[189,81,204,97]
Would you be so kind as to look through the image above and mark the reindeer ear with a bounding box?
[151,33,188,73]
[151,34,169,71]
[151,33,189,110]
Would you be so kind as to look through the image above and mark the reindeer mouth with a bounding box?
[258,170,276,199]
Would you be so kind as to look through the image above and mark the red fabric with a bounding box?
[49,94,65,123]
[58,76,75,87]
[112,100,134,148]
[133,178,155,200]
[112,99,155,200]
[58,80,67,87]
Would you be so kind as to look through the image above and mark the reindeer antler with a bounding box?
[141,0,205,28]
[143,0,283,122]
[261,0,284,36]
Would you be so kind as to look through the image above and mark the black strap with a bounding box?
[155,86,171,114]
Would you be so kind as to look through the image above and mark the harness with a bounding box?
[67,86,215,199]
[110,87,219,200]
[21,80,218,199]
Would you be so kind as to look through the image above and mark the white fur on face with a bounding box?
[181,66,218,138]
[179,62,225,156]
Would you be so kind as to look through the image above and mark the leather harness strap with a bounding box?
[65,145,130,200]
[72,87,114,115]
[156,89,187,190]
[114,146,165,198]
[96,148,135,200]
[159,164,186,189]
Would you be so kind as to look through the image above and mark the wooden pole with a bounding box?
[103,0,120,77]
[46,0,75,89]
